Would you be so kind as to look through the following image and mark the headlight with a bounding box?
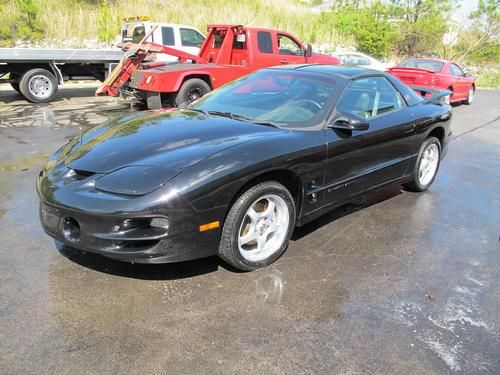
[95,165,180,195]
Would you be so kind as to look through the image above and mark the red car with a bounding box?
[387,58,475,105]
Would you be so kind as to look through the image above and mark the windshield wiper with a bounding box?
[181,105,209,116]
[207,110,236,119]
[209,111,282,128]
[248,119,284,128]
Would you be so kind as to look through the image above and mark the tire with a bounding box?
[465,85,474,105]
[174,78,211,107]
[19,68,58,103]
[403,137,441,192]
[146,91,162,110]
[218,181,296,271]
[9,73,21,93]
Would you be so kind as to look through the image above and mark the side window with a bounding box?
[338,54,350,65]
[278,34,303,55]
[180,28,204,47]
[336,77,405,119]
[161,27,175,46]
[350,55,371,66]
[131,26,146,43]
[450,64,464,77]
[257,31,273,53]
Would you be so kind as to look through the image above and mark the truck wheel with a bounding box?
[9,73,21,93]
[174,78,211,107]
[19,68,58,103]
[146,92,162,110]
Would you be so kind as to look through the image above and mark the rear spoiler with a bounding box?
[387,66,436,74]
[411,86,452,105]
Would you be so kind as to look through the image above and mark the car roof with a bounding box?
[268,64,383,79]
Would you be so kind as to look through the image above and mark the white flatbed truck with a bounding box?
[0,17,204,103]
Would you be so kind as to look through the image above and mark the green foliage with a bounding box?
[97,0,120,42]
[389,0,453,56]
[327,1,397,58]
[0,0,44,45]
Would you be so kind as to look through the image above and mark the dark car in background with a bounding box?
[37,65,452,271]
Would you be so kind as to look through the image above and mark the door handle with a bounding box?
[280,59,289,64]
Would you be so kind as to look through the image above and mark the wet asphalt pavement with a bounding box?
[0,85,499,374]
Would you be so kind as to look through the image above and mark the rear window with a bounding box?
[399,59,444,73]
[161,27,175,46]
[180,28,205,47]
[385,74,424,106]
[257,31,273,54]
[131,26,146,43]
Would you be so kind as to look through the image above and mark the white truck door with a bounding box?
[178,27,204,57]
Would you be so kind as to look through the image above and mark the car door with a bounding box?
[449,63,468,99]
[323,76,417,204]
[274,33,307,66]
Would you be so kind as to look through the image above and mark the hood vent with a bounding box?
[71,168,96,180]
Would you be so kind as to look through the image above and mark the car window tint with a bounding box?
[336,76,405,119]
[399,59,444,73]
[180,28,204,47]
[278,34,303,56]
[450,64,464,76]
[385,74,424,106]
[161,27,175,46]
[192,70,337,129]
[257,31,273,53]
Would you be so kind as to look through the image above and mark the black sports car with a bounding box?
[37,65,452,271]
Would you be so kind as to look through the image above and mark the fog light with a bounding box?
[150,217,169,230]
[62,217,81,242]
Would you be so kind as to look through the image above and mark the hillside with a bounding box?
[1,0,348,49]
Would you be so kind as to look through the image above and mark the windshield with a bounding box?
[399,59,444,73]
[191,70,337,129]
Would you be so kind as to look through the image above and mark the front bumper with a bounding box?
[39,200,220,264]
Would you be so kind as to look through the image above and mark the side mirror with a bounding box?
[305,44,313,57]
[329,115,369,131]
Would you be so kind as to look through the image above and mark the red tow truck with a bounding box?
[97,24,339,109]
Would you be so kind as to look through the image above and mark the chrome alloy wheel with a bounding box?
[468,87,474,103]
[28,75,53,99]
[238,194,290,262]
[418,143,439,186]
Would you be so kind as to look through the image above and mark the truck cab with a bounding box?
[121,17,205,62]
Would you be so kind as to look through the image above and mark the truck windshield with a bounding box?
[399,59,444,72]
[191,70,337,129]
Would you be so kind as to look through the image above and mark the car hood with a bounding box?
[57,109,283,174]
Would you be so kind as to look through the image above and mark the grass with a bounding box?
[17,0,348,48]
[474,67,500,90]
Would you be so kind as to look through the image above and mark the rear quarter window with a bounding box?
[161,27,175,46]
[257,31,273,54]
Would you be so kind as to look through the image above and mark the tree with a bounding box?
[329,1,397,58]
[390,0,454,57]
[454,0,499,62]
[0,0,44,46]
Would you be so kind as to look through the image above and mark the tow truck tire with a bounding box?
[146,92,162,110]
[174,78,211,107]
[9,73,21,93]
[19,68,58,103]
